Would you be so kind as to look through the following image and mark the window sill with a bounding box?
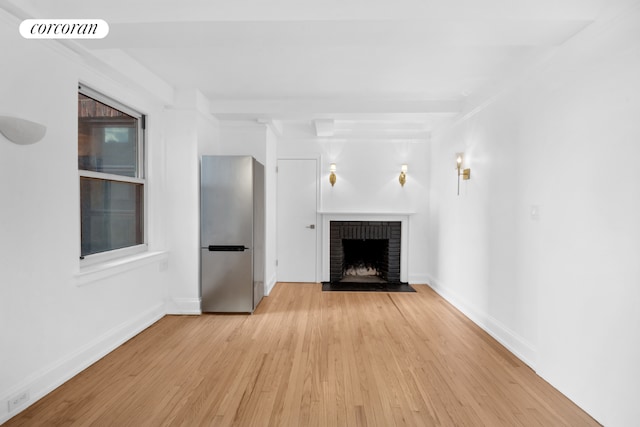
[75,250,168,287]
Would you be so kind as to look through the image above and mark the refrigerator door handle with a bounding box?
[207,245,249,252]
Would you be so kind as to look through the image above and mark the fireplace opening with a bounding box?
[329,221,401,284]
[341,239,388,283]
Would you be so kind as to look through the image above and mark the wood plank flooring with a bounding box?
[4,283,599,426]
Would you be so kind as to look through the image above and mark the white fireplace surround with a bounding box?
[319,211,413,283]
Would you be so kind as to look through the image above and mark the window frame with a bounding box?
[78,83,147,266]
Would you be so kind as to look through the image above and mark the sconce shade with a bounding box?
[455,153,463,169]
[0,115,47,145]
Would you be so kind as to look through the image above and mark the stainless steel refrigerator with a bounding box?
[200,156,265,313]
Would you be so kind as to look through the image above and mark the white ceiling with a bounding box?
[6,0,627,138]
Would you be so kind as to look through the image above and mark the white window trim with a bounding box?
[75,250,168,287]
[78,83,148,267]
[80,243,149,268]
[79,170,145,185]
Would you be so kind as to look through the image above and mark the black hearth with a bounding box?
[329,221,401,284]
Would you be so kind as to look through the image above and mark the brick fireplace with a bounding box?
[329,221,402,283]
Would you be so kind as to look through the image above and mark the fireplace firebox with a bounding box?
[329,221,401,283]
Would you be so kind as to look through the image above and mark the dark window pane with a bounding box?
[78,93,138,177]
[80,177,144,257]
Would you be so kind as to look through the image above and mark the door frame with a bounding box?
[276,156,321,283]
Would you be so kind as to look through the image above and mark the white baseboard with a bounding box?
[0,302,166,425]
[408,275,431,284]
[426,275,538,370]
[264,273,277,296]
[166,297,202,315]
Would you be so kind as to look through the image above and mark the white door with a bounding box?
[277,159,317,282]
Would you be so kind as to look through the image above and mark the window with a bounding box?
[78,85,145,259]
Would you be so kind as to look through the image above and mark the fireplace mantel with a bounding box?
[318,211,415,216]
[319,211,412,283]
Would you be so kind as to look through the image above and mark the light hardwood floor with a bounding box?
[5,283,599,426]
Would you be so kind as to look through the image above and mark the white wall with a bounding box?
[428,4,640,426]
[277,136,431,283]
[218,122,278,294]
[265,127,278,293]
[164,90,221,314]
[0,9,172,423]
[218,122,267,164]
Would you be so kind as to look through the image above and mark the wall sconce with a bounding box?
[329,163,337,187]
[399,164,408,187]
[0,115,47,145]
[456,152,471,195]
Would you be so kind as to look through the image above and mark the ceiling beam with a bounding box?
[209,97,462,118]
[314,119,335,137]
